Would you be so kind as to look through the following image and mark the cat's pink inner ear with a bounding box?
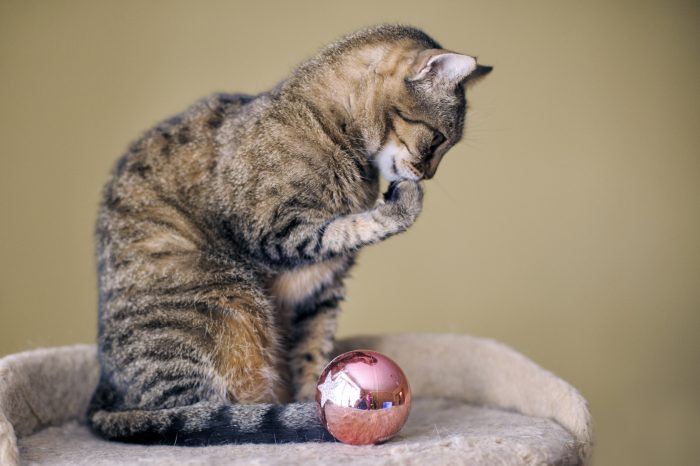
[411,53,478,82]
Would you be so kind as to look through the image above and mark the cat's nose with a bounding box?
[422,154,444,179]
[422,165,435,180]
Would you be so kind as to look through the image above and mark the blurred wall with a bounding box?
[1,1,698,464]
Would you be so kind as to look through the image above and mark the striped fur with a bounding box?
[89,24,491,445]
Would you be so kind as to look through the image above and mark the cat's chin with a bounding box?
[385,163,423,183]
[395,172,423,182]
[381,167,423,183]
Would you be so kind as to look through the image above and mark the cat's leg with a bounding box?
[287,277,346,401]
[98,259,285,409]
[255,180,423,267]
[208,281,286,404]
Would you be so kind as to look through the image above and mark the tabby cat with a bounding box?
[88,24,492,445]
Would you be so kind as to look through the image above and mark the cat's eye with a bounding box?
[394,107,445,153]
[395,109,420,124]
[430,131,446,151]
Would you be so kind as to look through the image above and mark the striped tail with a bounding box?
[88,401,334,445]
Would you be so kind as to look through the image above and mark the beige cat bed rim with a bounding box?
[0,333,592,465]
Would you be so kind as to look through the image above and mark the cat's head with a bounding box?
[297,25,492,182]
[369,48,492,181]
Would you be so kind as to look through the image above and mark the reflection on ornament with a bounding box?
[315,350,411,445]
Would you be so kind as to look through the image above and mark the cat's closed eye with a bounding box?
[393,107,446,156]
[394,108,422,125]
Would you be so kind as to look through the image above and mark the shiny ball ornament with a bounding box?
[315,350,411,445]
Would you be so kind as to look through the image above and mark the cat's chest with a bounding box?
[267,258,345,311]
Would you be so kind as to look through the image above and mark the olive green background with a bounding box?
[1,1,698,464]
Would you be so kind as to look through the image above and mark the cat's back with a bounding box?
[95,92,264,280]
[98,93,259,221]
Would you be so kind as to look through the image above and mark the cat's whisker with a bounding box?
[432,178,460,207]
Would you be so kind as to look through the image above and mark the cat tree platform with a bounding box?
[0,333,592,465]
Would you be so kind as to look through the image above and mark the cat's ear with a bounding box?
[409,52,477,83]
[465,64,494,87]
[409,52,492,84]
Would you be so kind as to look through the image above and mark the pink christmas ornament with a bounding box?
[315,350,411,445]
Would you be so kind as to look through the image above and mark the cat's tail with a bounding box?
[88,401,334,445]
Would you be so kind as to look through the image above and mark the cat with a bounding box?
[87,24,492,445]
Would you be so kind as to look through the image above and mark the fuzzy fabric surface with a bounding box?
[0,333,593,465]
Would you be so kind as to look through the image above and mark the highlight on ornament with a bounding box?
[315,350,411,445]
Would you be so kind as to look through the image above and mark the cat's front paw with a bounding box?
[381,180,424,230]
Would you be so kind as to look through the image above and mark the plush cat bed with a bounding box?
[0,333,592,465]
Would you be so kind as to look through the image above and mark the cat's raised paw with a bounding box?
[380,180,423,230]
